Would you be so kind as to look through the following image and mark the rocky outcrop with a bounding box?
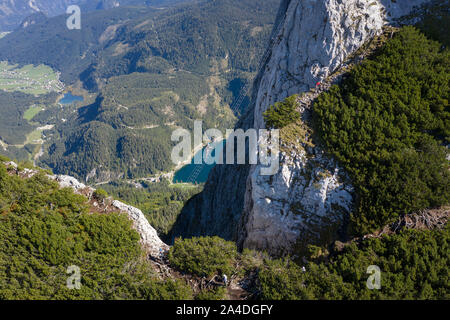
[242,144,353,255]
[111,200,169,257]
[49,174,169,257]
[171,0,434,255]
[253,0,430,130]
[3,161,168,258]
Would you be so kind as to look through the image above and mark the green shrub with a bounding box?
[168,236,237,277]
[93,188,109,202]
[263,95,300,128]
[313,26,450,235]
[0,162,193,300]
[196,287,227,300]
[240,249,268,272]
[258,226,449,300]
[140,279,193,300]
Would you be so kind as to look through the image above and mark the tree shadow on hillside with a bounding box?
[77,96,103,124]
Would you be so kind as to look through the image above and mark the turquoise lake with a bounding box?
[59,92,84,105]
[173,140,226,184]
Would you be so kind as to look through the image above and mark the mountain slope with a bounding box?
[0,0,193,31]
[170,0,448,255]
[0,160,191,300]
[0,0,282,181]
[1,159,447,300]
[0,0,81,31]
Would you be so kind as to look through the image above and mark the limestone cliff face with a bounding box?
[253,0,429,129]
[171,0,433,254]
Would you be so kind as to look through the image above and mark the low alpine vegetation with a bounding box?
[0,162,192,300]
[263,94,300,129]
[314,26,450,235]
[168,236,238,277]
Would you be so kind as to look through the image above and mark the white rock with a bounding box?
[48,174,169,257]
[51,175,89,191]
[4,161,18,169]
[254,0,429,130]
[112,200,170,257]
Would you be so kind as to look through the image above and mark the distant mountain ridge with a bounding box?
[0,0,193,31]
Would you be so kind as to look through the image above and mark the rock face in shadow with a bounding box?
[168,110,255,244]
[18,162,169,258]
[169,0,433,254]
